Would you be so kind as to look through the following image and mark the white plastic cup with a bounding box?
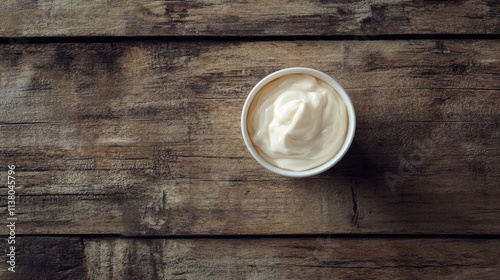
[241,67,356,177]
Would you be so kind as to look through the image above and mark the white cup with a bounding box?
[241,67,356,177]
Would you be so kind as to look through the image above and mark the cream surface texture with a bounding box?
[247,74,348,171]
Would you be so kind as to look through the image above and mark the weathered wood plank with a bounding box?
[0,0,499,37]
[0,40,499,235]
[0,237,84,280]
[84,237,500,279]
[2,237,498,279]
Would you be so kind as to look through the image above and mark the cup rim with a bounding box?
[241,67,356,177]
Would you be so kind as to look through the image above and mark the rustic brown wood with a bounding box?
[0,237,84,280]
[0,0,499,37]
[0,1,499,277]
[2,237,498,279]
[83,237,500,279]
[1,40,499,235]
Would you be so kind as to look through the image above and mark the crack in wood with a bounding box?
[350,178,360,228]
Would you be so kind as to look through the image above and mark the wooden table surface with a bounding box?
[1,1,499,279]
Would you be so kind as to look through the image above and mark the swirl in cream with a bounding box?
[247,74,348,171]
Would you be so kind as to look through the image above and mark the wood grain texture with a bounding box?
[2,237,498,279]
[0,237,84,280]
[0,40,499,235]
[0,0,499,37]
[83,237,500,279]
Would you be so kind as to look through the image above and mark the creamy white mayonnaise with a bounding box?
[247,74,348,171]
